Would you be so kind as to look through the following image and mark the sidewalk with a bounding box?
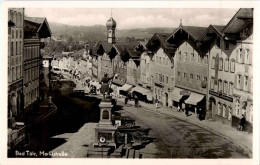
[116,97,252,156]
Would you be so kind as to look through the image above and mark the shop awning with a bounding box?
[118,83,133,92]
[171,87,183,102]
[185,92,205,105]
[112,79,125,87]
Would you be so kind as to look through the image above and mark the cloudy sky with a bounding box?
[25,8,238,29]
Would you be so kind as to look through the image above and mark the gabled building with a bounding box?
[224,8,253,126]
[146,33,176,106]
[23,16,51,112]
[199,24,233,122]
[126,48,142,86]
[165,24,208,114]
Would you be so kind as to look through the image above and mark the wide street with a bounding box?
[118,100,250,158]
[26,79,251,158]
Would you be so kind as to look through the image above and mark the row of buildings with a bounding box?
[51,8,253,128]
[8,8,52,149]
[8,8,52,117]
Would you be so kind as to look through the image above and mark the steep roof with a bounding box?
[98,41,113,53]
[181,26,208,41]
[113,42,137,55]
[222,8,253,34]
[24,17,52,38]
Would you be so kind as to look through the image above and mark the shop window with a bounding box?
[228,107,232,120]
[235,100,240,117]
[218,103,222,115]
[223,105,227,118]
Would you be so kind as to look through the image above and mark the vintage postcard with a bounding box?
[1,1,259,165]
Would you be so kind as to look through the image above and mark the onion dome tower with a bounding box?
[106,17,117,44]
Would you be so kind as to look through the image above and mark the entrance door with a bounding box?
[208,100,215,119]
[165,93,168,106]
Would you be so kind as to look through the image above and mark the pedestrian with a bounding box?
[155,98,159,109]
[239,114,246,131]
[185,107,189,117]
[124,96,128,106]
[135,96,139,107]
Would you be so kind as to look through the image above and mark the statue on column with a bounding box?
[100,73,114,99]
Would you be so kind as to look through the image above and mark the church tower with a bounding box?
[106,17,117,44]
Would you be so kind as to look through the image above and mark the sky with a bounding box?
[25,8,239,29]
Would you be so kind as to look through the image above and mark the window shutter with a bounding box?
[234,75,237,89]
[242,49,245,64]
[241,75,244,90]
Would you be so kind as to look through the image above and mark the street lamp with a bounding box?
[98,136,109,158]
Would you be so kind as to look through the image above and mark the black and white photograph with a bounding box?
[2,1,257,164]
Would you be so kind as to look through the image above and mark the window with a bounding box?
[216,37,220,48]
[235,100,240,117]
[190,74,193,80]
[244,76,249,91]
[225,41,229,50]
[204,55,208,65]
[228,107,232,120]
[203,77,207,82]
[223,105,227,118]
[224,58,229,71]
[177,71,180,80]
[196,75,201,81]
[211,57,215,69]
[210,77,214,90]
[230,59,235,72]
[223,81,228,95]
[198,55,201,64]
[166,76,168,84]
[156,57,158,63]
[237,75,241,89]
[219,58,223,70]
[183,72,187,79]
[162,75,164,83]
[159,57,161,64]
[238,48,243,63]
[245,49,250,64]
[178,51,181,61]
[218,80,222,93]
[191,53,194,62]
[184,52,188,62]
[218,103,222,115]
[163,57,165,65]
[16,42,18,55]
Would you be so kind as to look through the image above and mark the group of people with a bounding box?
[124,94,140,107]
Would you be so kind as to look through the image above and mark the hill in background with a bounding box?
[49,22,174,42]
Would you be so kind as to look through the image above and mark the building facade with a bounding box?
[8,8,24,117]
[147,33,175,106]
[23,17,51,111]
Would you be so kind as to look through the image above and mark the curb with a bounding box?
[118,99,252,157]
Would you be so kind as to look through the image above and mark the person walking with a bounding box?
[155,98,159,109]
[124,95,128,106]
[185,106,189,117]
[135,96,139,107]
